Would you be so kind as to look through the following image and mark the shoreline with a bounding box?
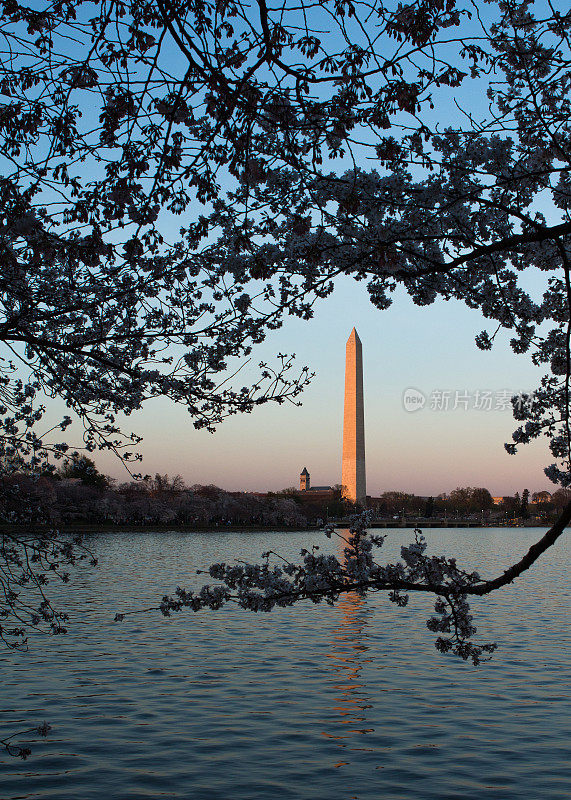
[0,522,312,534]
[0,521,551,534]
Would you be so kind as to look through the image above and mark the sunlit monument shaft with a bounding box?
[342,328,366,505]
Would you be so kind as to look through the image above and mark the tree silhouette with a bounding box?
[0,0,570,664]
[58,452,109,488]
[520,489,530,519]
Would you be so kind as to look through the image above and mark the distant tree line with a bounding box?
[0,460,307,528]
[371,488,495,517]
[371,487,570,521]
[4,452,568,529]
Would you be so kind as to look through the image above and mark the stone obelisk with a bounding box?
[341,328,366,505]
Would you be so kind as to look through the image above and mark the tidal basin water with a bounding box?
[1,527,569,799]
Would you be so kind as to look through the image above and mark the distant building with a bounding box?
[298,467,334,501]
[492,496,506,505]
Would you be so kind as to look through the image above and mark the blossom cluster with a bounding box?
[156,514,496,665]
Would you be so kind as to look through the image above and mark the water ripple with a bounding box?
[0,527,569,799]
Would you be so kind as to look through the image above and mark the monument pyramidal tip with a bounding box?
[342,327,366,505]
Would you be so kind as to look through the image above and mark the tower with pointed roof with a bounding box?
[341,328,366,505]
[299,467,310,491]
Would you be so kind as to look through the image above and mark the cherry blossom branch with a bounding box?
[468,500,571,596]
[124,504,566,666]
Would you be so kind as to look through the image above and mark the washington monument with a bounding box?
[341,328,366,505]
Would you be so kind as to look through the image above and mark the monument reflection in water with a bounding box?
[322,532,375,763]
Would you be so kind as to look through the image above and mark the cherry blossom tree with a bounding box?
[1,0,571,671]
[0,0,569,473]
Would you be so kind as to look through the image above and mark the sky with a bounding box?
[86,1,553,498]
[92,275,554,497]
[15,1,561,498]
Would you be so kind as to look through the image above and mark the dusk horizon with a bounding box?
[90,287,555,498]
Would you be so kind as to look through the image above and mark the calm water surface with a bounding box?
[0,527,569,799]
